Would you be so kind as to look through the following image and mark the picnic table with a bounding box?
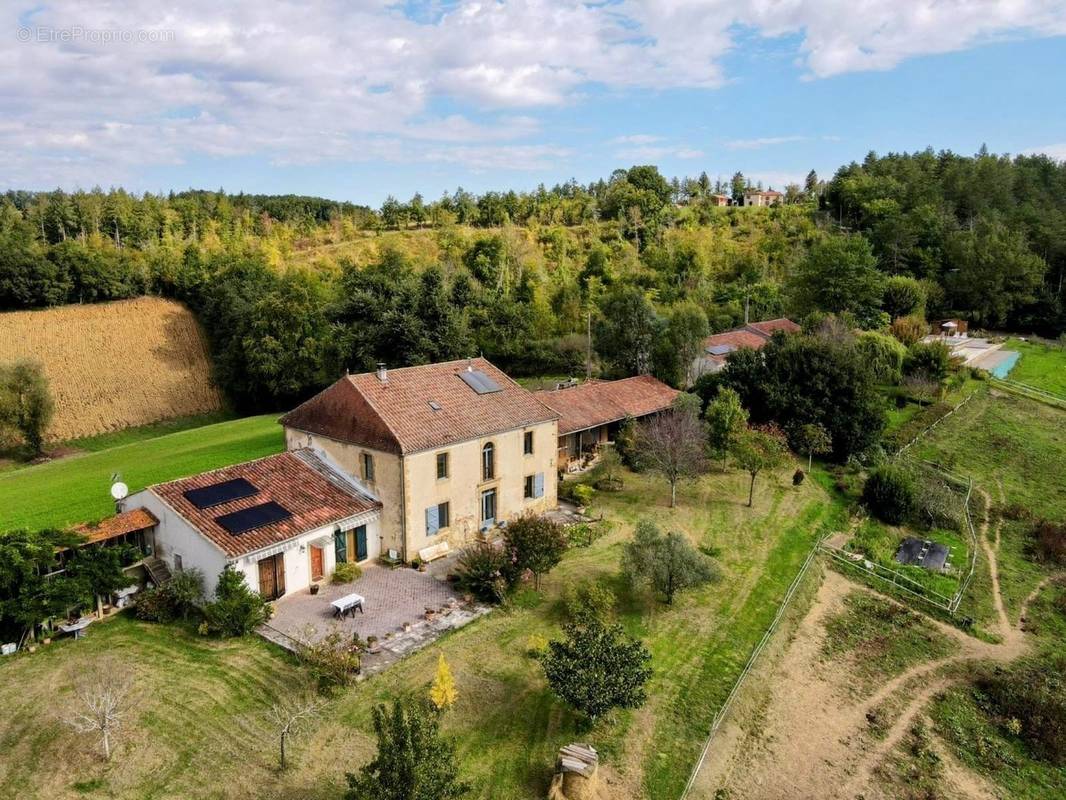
[331,593,365,618]
[59,616,94,639]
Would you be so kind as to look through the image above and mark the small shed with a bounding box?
[895,537,951,572]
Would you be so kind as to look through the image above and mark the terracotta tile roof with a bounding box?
[535,376,680,436]
[280,358,558,454]
[151,450,381,558]
[704,329,770,353]
[745,318,801,336]
[74,508,158,545]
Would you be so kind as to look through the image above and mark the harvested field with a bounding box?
[0,297,223,440]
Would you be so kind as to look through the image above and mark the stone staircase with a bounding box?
[144,557,172,587]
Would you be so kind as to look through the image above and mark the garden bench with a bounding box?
[418,541,451,563]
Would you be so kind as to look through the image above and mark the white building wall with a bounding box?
[124,490,229,596]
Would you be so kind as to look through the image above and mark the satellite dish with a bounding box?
[111,482,129,501]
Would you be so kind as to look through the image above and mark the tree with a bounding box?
[704,387,748,470]
[621,520,717,604]
[540,617,652,721]
[66,544,136,618]
[0,527,87,641]
[721,332,886,461]
[65,659,134,761]
[730,171,747,204]
[345,700,470,800]
[0,360,54,456]
[652,302,708,387]
[429,654,458,712]
[903,340,952,383]
[791,234,885,328]
[502,514,568,590]
[731,426,788,508]
[790,422,832,471]
[635,397,707,507]
[593,285,659,376]
[804,169,819,198]
[882,275,925,319]
[856,330,907,384]
[268,694,324,770]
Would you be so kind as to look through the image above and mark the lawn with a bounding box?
[911,388,1066,523]
[0,463,847,800]
[0,414,284,532]
[1003,338,1066,396]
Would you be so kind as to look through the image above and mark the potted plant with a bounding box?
[366,635,381,654]
[309,582,320,596]
[411,558,421,571]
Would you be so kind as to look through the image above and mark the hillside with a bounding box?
[0,297,223,440]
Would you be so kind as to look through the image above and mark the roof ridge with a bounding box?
[151,449,295,490]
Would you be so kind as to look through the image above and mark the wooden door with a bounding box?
[355,526,368,562]
[258,557,276,600]
[257,553,285,600]
[310,545,324,581]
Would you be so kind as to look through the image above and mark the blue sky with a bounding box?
[4,1,1066,205]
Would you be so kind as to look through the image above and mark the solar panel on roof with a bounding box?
[707,344,735,356]
[183,478,258,509]
[214,501,292,535]
[459,369,501,394]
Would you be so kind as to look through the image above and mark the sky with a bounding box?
[4,1,1066,206]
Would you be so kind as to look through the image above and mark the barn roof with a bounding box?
[534,376,679,436]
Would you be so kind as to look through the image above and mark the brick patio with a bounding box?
[262,561,465,647]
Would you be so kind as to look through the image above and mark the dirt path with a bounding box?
[694,483,1036,800]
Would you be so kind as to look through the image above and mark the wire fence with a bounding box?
[894,390,977,459]
[679,531,828,799]
[988,377,1066,409]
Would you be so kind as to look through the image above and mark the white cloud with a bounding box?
[725,136,808,150]
[1022,143,1066,161]
[2,0,1064,185]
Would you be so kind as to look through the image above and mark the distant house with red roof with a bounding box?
[742,189,783,207]
[535,375,679,471]
[691,317,801,381]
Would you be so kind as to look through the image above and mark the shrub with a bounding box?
[1030,520,1066,564]
[332,562,362,584]
[793,469,805,486]
[454,543,508,603]
[566,520,609,548]
[299,629,361,692]
[201,568,272,637]
[904,340,952,382]
[571,484,594,507]
[890,315,928,346]
[975,657,1066,765]
[562,578,616,623]
[525,633,549,657]
[856,330,906,383]
[862,465,916,525]
[614,416,644,471]
[135,568,204,623]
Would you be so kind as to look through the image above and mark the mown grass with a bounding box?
[821,591,957,693]
[0,463,846,800]
[0,414,284,532]
[1003,338,1066,396]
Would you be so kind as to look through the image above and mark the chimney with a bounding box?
[466,358,474,373]
[376,363,388,383]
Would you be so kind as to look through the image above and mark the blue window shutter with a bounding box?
[535,472,544,498]
[426,505,439,535]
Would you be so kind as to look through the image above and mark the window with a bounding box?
[436,452,449,480]
[425,502,450,536]
[524,475,534,499]
[523,430,534,455]
[481,442,495,481]
[481,489,496,525]
[525,473,545,500]
[173,553,183,572]
[361,452,375,482]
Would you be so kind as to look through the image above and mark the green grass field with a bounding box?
[0,415,284,532]
[0,463,846,800]
[1003,339,1066,396]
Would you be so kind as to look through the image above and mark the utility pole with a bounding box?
[586,309,592,381]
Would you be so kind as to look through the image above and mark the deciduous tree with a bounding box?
[731,426,788,508]
[621,520,717,604]
[635,397,707,507]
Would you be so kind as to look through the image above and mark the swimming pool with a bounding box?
[989,350,1021,379]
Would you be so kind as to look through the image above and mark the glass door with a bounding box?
[481,488,497,527]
